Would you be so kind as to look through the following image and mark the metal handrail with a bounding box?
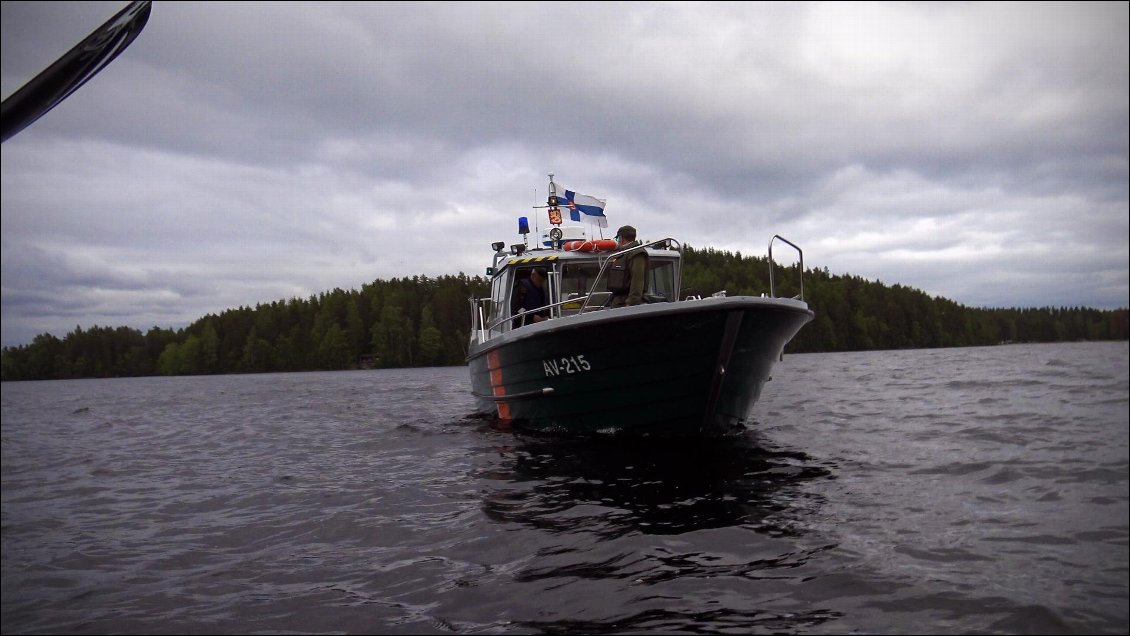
[768,234,804,301]
[482,292,609,333]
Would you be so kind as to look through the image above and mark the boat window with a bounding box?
[489,270,509,332]
[507,266,558,328]
[560,262,606,315]
[646,259,677,302]
[560,263,598,298]
[558,256,677,314]
[510,268,531,326]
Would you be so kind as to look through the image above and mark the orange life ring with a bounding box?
[563,239,618,252]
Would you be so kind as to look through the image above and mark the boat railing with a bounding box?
[578,238,682,313]
[768,235,804,301]
[470,297,490,344]
[474,292,614,341]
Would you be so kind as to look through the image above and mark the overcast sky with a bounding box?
[2,1,1127,348]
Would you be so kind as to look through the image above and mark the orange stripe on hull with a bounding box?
[487,350,511,421]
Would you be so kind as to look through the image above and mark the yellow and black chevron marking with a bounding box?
[511,255,559,264]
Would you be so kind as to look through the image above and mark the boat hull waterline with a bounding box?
[468,296,814,435]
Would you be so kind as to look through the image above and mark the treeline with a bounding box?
[681,246,1129,353]
[2,249,1126,381]
[1,274,488,381]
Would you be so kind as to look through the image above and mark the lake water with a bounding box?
[2,342,1127,634]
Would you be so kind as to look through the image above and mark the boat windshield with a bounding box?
[481,252,680,332]
[645,259,677,302]
[560,257,677,315]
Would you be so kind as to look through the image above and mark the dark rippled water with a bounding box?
[2,342,1127,634]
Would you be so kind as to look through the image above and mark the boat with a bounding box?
[467,178,814,435]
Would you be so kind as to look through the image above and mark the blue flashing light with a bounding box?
[518,216,530,235]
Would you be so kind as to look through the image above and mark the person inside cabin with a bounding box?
[608,225,648,307]
[511,267,550,327]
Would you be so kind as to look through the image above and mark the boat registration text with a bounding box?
[543,355,591,377]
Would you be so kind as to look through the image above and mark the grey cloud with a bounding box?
[2,1,1126,347]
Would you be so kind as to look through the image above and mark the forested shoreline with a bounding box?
[2,246,1126,381]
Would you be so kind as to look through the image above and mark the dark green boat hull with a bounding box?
[467,296,813,435]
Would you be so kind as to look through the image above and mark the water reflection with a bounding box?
[472,428,844,633]
[476,428,834,539]
[510,606,845,635]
